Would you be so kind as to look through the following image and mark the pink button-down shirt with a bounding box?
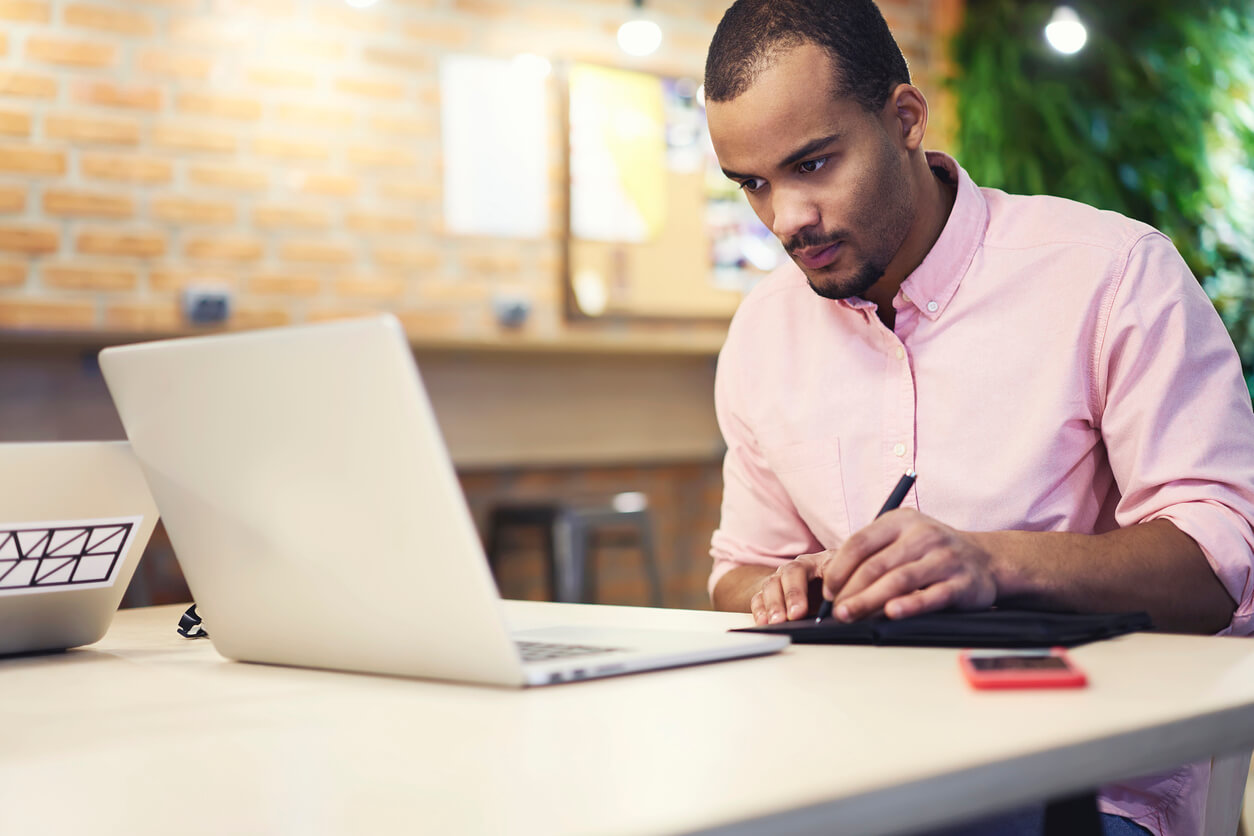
[710,153,1254,836]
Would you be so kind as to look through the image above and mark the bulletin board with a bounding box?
[563,63,782,322]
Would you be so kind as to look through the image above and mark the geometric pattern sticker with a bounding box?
[0,515,144,597]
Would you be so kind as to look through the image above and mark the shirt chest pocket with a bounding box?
[760,436,851,550]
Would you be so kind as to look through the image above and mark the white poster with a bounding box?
[440,54,550,238]
[568,63,667,243]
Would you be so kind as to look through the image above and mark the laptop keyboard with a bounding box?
[516,640,622,662]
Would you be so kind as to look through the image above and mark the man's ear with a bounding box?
[884,83,928,151]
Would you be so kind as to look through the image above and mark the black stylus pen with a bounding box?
[815,469,917,623]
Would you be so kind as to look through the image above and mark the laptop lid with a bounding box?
[0,442,159,656]
[99,316,785,686]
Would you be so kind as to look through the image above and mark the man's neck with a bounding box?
[865,159,959,330]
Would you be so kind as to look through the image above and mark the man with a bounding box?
[702,1,1254,834]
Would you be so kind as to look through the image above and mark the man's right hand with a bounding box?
[749,554,826,624]
[712,557,828,622]
[712,557,826,624]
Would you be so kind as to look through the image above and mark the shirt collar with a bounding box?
[896,152,989,321]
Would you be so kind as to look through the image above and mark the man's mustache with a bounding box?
[785,231,845,255]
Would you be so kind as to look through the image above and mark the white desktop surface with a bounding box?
[4,602,1254,836]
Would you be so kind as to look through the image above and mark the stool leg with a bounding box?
[635,512,664,607]
[581,525,598,604]
[552,512,580,603]
[485,510,504,573]
[569,516,593,604]
[540,516,559,602]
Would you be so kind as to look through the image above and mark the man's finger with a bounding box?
[884,581,960,620]
[831,534,922,604]
[835,551,956,622]
[780,557,822,620]
[821,509,915,600]
[759,574,789,624]
[750,591,767,625]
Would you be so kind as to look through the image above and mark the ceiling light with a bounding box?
[618,0,662,57]
[1045,6,1087,55]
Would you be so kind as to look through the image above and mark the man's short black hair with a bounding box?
[704,0,910,112]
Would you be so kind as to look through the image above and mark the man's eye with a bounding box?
[799,157,827,174]
[739,178,764,193]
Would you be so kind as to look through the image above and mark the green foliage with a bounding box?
[947,1,1254,394]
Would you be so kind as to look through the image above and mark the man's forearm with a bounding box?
[711,564,775,612]
[713,519,1238,634]
[977,519,1236,634]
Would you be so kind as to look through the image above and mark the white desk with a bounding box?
[3,602,1254,836]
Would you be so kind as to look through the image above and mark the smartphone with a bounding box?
[958,647,1087,690]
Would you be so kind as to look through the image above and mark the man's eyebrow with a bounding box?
[719,131,846,182]
[780,132,844,167]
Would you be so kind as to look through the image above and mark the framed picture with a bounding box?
[563,63,781,322]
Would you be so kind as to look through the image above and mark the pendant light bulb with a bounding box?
[1045,6,1088,55]
[618,0,662,57]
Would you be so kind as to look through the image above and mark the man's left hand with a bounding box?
[818,509,998,621]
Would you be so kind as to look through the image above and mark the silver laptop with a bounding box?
[0,442,159,656]
[99,315,787,686]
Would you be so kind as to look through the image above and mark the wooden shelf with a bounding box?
[0,324,728,357]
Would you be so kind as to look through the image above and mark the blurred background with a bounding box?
[0,0,1250,612]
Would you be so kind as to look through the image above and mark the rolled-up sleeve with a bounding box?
[708,319,822,599]
[1095,232,1254,635]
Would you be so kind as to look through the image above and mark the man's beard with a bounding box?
[784,231,884,301]
[784,211,898,303]
[804,257,886,301]
[789,132,914,302]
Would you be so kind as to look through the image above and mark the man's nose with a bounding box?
[770,187,821,243]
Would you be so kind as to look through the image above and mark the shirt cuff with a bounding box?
[1152,502,1254,637]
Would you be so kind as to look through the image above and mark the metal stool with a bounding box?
[485,492,664,606]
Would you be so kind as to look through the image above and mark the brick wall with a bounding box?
[4,0,959,611]
[0,0,957,340]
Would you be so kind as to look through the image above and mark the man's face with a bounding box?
[706,43,915,301]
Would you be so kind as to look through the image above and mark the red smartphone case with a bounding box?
[959,647,1087,690]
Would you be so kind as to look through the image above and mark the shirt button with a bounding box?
[894,346,905,360]
[926,301,939,313]
[901,292,911,303]
[893,443,906,457]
